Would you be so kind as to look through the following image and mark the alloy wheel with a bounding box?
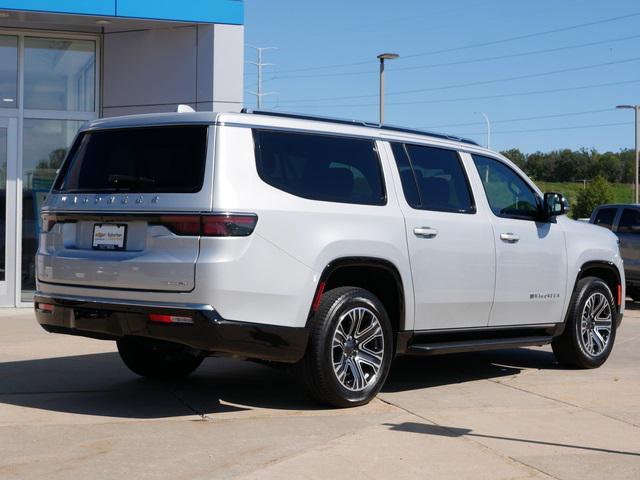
[332,306,385,391]
[580,292,613,357]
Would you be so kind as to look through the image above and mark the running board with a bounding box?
[404,336,554,356]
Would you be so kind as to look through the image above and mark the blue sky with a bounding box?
[244,0,640,154]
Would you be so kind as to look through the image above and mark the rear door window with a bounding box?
[617,208,640,233]
[254,130,386,205]
[54,126,208,193]
[593,208,617,230]
[391,142,475,214]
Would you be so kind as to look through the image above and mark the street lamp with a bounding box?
[475,111,491,149]
[616,104,640,204]
[377,53,399,125]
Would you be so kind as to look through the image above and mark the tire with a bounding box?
[117,337,204,380]
[552,277,617,369]
[297,287,394,408]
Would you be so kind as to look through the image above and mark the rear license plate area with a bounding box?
[92,223,127,250]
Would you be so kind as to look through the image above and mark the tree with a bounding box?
[573,176,613,219]
[500,148,526,169]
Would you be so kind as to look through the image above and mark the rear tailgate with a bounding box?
[37,124,214,293]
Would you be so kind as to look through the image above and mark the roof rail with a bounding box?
[240,109,480,146]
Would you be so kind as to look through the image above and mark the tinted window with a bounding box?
[398,144,474,213]
[618,208,640,233]
[593,208,617,230]
[472,154,540,220]
[390,143,420,208]
[254,130,385,205]
[54,126,208,193]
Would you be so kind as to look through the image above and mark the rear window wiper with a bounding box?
[108,174,157,189]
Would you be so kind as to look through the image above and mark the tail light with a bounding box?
[156,213,258,237]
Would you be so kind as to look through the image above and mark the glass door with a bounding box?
[0,117,17,306]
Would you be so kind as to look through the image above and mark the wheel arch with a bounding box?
[307,257,406,333]
[575,261,622,312]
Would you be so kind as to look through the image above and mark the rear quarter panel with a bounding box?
[210,125,414,329]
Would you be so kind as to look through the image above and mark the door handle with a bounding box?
[414,227,438,239]
[500,232,520,243]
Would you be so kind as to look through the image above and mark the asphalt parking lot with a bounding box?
[1,308,639,480]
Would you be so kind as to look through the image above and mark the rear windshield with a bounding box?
[53,126,208,193]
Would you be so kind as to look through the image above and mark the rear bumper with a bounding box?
[34,294,309,363]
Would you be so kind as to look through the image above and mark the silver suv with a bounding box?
[35,110,624,407]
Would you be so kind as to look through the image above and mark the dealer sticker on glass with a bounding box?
[92,224,127,250]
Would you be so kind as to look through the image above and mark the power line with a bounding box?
[275,57,640,104]
[423,109,615,129]
[274,79,640,109]
[454,121,634,136]
[270,33,640,81]
[251,12,640,76]
[401,12,640,60]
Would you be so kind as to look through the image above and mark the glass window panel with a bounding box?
[55,127,208,194]
[24,37,96,112]
[618,208,640,234]
[0,35,18,108]
[593,208,617,230]
[404,144,475,214]
[0,127,7,282]
[21,119,81,300]
[254,130,386,205]
[472,154,540,220]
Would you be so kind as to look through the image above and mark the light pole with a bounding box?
[475,111,491,150]
[617,104,640,204]
[377,53,399,125]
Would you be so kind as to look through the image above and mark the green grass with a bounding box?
[536,181,633,208]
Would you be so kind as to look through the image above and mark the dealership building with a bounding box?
[0,0,245,305]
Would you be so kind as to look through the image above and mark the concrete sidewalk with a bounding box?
[0,307,639,479]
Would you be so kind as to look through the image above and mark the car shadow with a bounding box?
[383,347,559,393]
[0,347,561,419]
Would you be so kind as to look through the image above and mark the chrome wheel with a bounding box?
[580,292,613,357]
[332,306,385,392]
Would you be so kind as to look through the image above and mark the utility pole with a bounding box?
[246,45,277,109]
[475,111,491,150]
[616,105,640,204]
[377,53,399,125]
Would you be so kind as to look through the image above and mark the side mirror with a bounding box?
[543,192,569,218]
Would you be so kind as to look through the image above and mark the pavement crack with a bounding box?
[488,377,640,429]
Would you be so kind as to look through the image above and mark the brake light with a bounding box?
[157,215,201,236]
[156,214,258,237]
[148,313,194,324]
[202,214,258,237]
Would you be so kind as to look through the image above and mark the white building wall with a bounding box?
[102,24,244,117]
